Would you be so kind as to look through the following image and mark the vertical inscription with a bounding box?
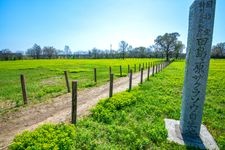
[180,0,215,136]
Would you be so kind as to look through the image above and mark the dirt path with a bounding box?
[0,67,155,149]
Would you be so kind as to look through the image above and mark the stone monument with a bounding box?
[165,0,218,149]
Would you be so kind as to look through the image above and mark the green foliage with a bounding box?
[9,60,225,149]
[0,58,161,113]
[10,124,76,150]
[91,92,137,123]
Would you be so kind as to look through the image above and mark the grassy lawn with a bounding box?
[10,59,225,149]
[0,58,161,113]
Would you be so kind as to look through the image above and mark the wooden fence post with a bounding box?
[128,65,130,74]
[109,66,112,75]
[71,80,77,124]
[158,64,160,72]
[129,69,132,91]
[120,65,122,77]
[109,74,114,97]
[94,68,97,83]
[140,68,143,84]
[147,66,150,81]
[20,74,28,105]
[64,71,70,93]
[134,64,136,72]
[156,64,158,74]
[152,65,155,76]
[159,64,161,72]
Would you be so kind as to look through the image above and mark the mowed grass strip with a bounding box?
[10,60,225,149]
[0,58,161,113]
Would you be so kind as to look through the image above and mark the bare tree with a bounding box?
[43,46,57,59]
[26,48,35,58]
[0,49,12,60]
[33,44,42,59]
[64,45,71,58]
[26,44,42,59]
[119,41,128,59]
[211,42,225,58]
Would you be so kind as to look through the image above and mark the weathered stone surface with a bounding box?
[165,119,219,150]
[180,0,216,136]
[164,0,218,149]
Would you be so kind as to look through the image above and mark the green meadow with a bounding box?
[0,58,161,113]
[10,59,225,149]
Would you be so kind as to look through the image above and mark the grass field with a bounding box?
[10,59,225,149]
[0,58,162,113]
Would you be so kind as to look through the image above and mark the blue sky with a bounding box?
[0,0,224,52]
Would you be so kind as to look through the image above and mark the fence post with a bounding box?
[120,65,122,77]
[139,64,141,71]
[94,68,97,83]
[64,71,70,93]
[109,74,114,97]
[147,66,150,81]
[128,65,130,74]
[158,64,160,72]
[20,74,28,105]
[156,64,158,74]
[152,65,155,76]
[109,66,112,75]
[134,64,136,72]
[129,69,132,91]
[159,64,161,72]
[140,68,143,84]
[71,80,77,124]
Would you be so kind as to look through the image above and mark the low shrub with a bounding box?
[10,123,76,150]
[91,92,137,123]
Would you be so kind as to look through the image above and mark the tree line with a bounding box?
[1,32,224,61]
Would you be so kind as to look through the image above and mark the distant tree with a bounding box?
[154,32,180,61]
[14,52,23,60]
[0,49,12,60]
[135,47,146,58]
[26,44,42,59]
[91,48,98,58]
[149,44,163,58]
[211,42,225,58]
[174,41,185,59]
[43,46,57,59]
[119,41,128,59]
[127,45,133,57]
[33,44,42,59]
[64,45,71,58]
[26,48,35,58]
